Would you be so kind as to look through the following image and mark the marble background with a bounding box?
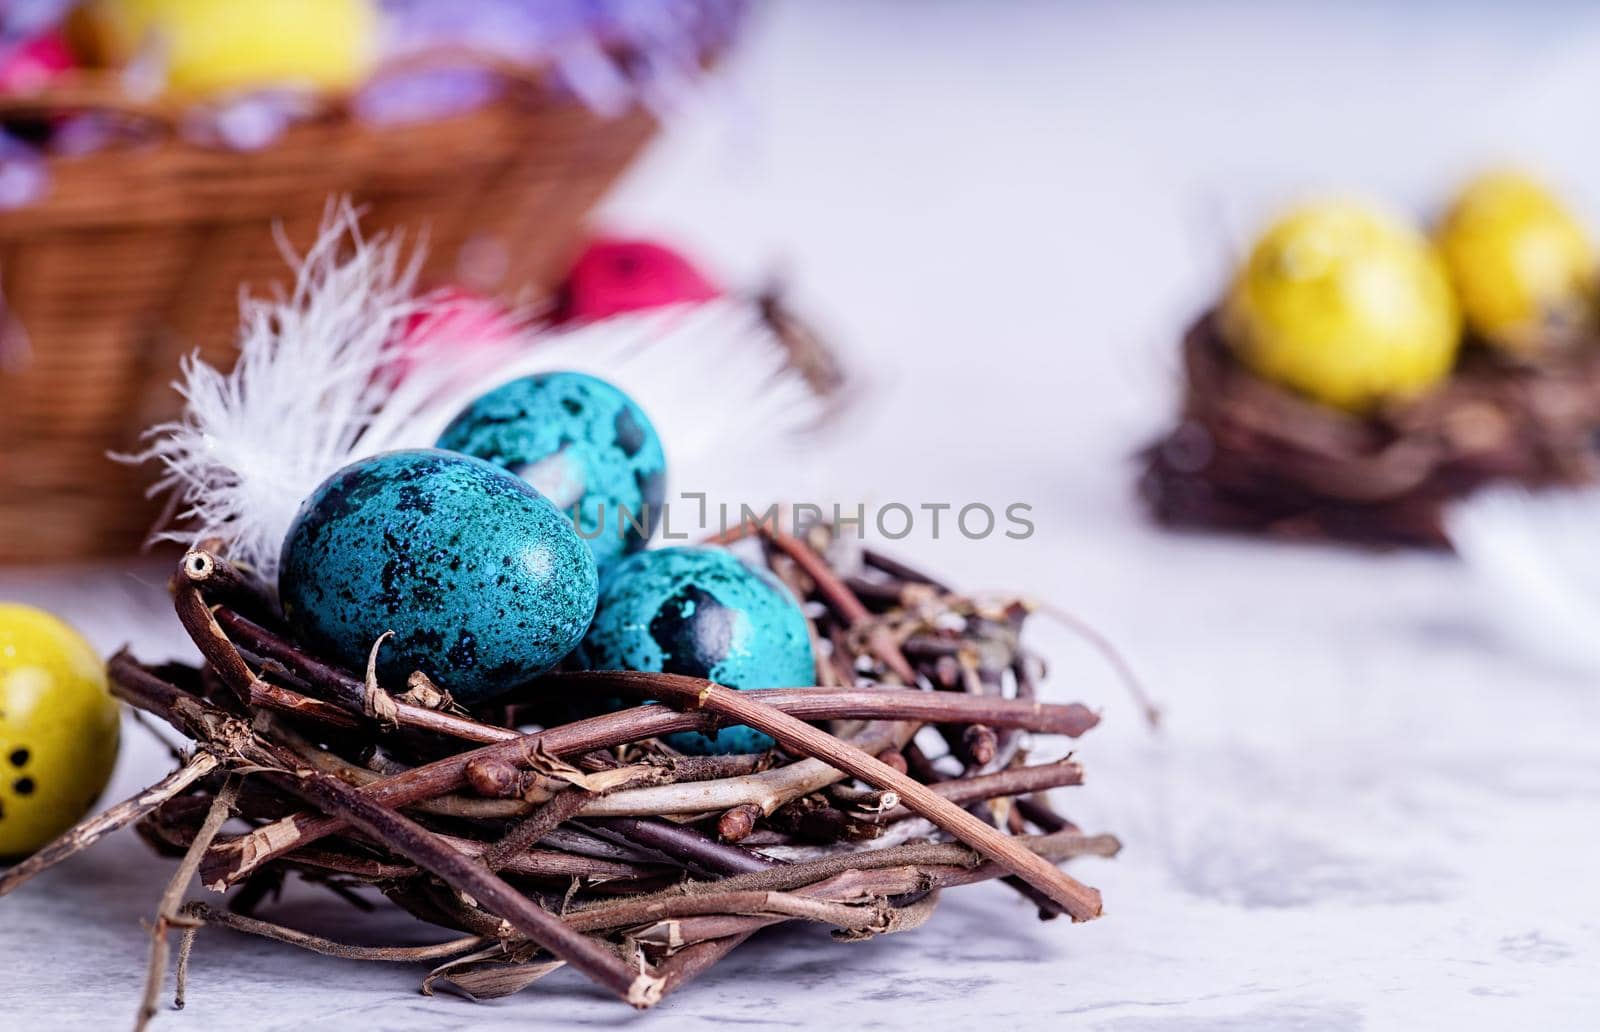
[5,2,1600,1028]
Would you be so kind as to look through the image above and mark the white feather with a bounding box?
[399,302,833,515]
[1445,488,1600,675]
[126,202,425,577]
[126,204,832,582]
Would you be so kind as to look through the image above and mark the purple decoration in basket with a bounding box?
[47,113,119,157]
[380,0,590,64]
[185,92,309,151]
[352,66,504,126]
[0,0,746,174]
[0,131,46,209]
[370,0,746,121]
[0,0,75,40]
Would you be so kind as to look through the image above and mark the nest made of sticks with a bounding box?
[1140,312,1600,547]
[0,521,1118,1019]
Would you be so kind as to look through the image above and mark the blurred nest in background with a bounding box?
[1141,312,1600,548]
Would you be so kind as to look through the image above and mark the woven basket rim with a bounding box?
[0,46,637,133]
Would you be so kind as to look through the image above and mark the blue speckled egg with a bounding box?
[435,372,667,568]
[279,449,598,705]
[577,546,815,754]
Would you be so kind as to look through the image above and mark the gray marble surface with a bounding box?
[6,2,1600,1028]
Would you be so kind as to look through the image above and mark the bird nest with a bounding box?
[0,521,1119,1018]
[1141,312,1600,547]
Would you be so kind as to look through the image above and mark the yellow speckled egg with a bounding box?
[82,0,376,97]
[0,604,119,861]
[1223,201,1461,412]
[1436,170,1596,354]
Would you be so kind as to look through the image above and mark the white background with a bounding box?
[6,2,1600,1028]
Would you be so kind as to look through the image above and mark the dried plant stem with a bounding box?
[208,608,1098,741]
[571,829,1113,918]
[579,837,1117,955]
[569,887,889,936]
[247,680,363,730]
[179,549,277,625]
[862,549,954,593]
[654,933,751,997]
[1030,599,1161,730]
[179,901,487,963]
[173,927,199,1010]
[437,832,666,882]
[631,877,939,951]
[580,817,779,877]
[592,864,934,953]
[215,607,514,743]
[876,758,1084,822]
[0,752,220,898]
[761,530,918,684]
[1017,795,1077,834]
[717,803,762,842]
[550,672,1100,736]
[273,768,662,1008]
[580,745,889,818]
[190,673,1092,889]
[172,584,256,705]
[136,777,240,1032]
[630,681,1103,921]
[589,871,925,944]
[266,723,563,819]
[480,789,595,872]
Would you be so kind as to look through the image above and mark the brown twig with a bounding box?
[579,817,781,877]
[761,530,918,684]
[271,768,663,1008]
[549,672,1100,736]
[0,752,220,898]
[616,680,1104,921]
[717,803,762,842]
[136,776,240,1032]
[188,674,1096,889]
[215,608,511,743]
[179,548,278,625]
[179,901,486,963]
[569,830,1117,915]
[480,789,596,872]
[877,758,1085,822]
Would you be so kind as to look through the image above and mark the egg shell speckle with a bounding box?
[436,372,667,568]
[279,449,598,705]
[577,546,815,754]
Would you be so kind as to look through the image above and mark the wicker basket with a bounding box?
[0,66,660,564]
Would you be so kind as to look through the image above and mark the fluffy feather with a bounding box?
[127,205,830,582]
[399,302,833,515]
[1445,488,1600,675]
[127,202,425,577]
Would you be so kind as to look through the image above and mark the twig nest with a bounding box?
[1436,170,1597,354]
[436,372,667,568]
[0,604,119,860]
[1222,200,1460,412]
[279,450,597,704]
[1141,314,1600,547]
[577,547,815,754]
